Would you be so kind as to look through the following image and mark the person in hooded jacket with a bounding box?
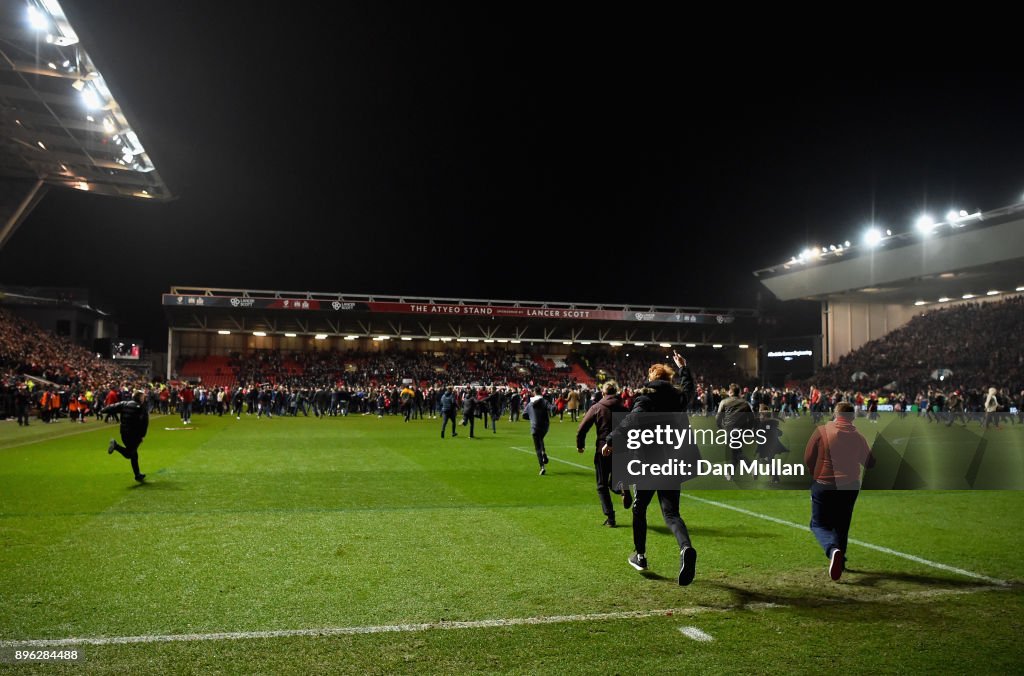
[605,351,698,585]
[577,380,629,526]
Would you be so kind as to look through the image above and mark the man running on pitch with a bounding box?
[103,390,150,483]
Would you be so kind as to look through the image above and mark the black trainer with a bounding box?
[539,466,546,476]
[542,453,549,465]
[622,489,633,510]
[134,474,146,482]
[678,546,697,586]
[602,517,616,528]
[107,439,117,455]
[628,552,648,571]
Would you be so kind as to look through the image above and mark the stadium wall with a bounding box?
[822,302,919,366]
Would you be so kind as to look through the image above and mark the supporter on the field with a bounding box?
[804,401,875,581]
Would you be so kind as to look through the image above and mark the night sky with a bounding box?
[1,3,1022,345]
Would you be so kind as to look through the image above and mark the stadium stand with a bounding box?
[811,296,1024,394]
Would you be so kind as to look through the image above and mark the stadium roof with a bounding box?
[163,287,760,346]
[0,0,171,244]
[754,203,1024,305]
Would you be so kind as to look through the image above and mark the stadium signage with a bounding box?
[163,295,739,324]
[767,350,813,358]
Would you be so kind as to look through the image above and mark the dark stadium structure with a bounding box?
[754,202,1024,367]
[0,0,171,249]
[163,286,760,382]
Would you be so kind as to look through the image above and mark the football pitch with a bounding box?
[0,412,1021,674]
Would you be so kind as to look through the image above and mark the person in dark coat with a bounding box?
[15,384,31,426]
[461,388,477,438]
[523,386,550,474]
[754,404,787,484]
[103,390,150,482]
[577,380,628,526]
[607,351,698,585]
[439,387,458,438]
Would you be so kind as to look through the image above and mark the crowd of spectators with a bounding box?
[578,348,753,392]
[813,296,1024,394]
[181,349,566,390]
[0,308,148,420]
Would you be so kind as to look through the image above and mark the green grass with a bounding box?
[0,412,1022,674]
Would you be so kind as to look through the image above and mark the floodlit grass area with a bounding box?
[0,412,1022,674]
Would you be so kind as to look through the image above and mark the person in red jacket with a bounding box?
[804,401,876,581]
[179,384,194,425]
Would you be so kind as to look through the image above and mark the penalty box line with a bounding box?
[508,447,1010,587]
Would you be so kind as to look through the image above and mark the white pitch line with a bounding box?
[681,494,1010,587]
[0,606,748,648]
[508,446,1010,587]
[678,626,714,642]
[510,446,591,471]
[0,586,1006,648]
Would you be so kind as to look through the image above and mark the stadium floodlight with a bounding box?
[829,245,837,251]
[441,337,453,342]
[510,339,520,344]
[844,240,851,247]
[483,339,495,343]
[738,344,749,349]
[609,341,623,347]
[885,229,892,236]
[863,227,883,248]
[962,294,975,299]
[915,215,935,234]
[1017,286,1024,292]
[914,301,927,306]
[988,290,1001,296]
[685,343,696,348]
[284,333,297,337]
[456,338,468,343]
[580,340,592,345]
[712,344,723,349]
[400,336,413,341]
[467,338,479,343]
[80,87,102,110]
[947,210,960,222]
[27,6,48,30]
[938,297,951,303]
[252,331,266,337]
[217,330,231,335]
[314,334,328,340]
[633,342,645,347]
[429,337,440,342]
[376,335,390,340]
[497,339,509,343]
[562,340,573,345]
[659,343,671,348]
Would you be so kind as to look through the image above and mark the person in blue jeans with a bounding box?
[804,402,876,581]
